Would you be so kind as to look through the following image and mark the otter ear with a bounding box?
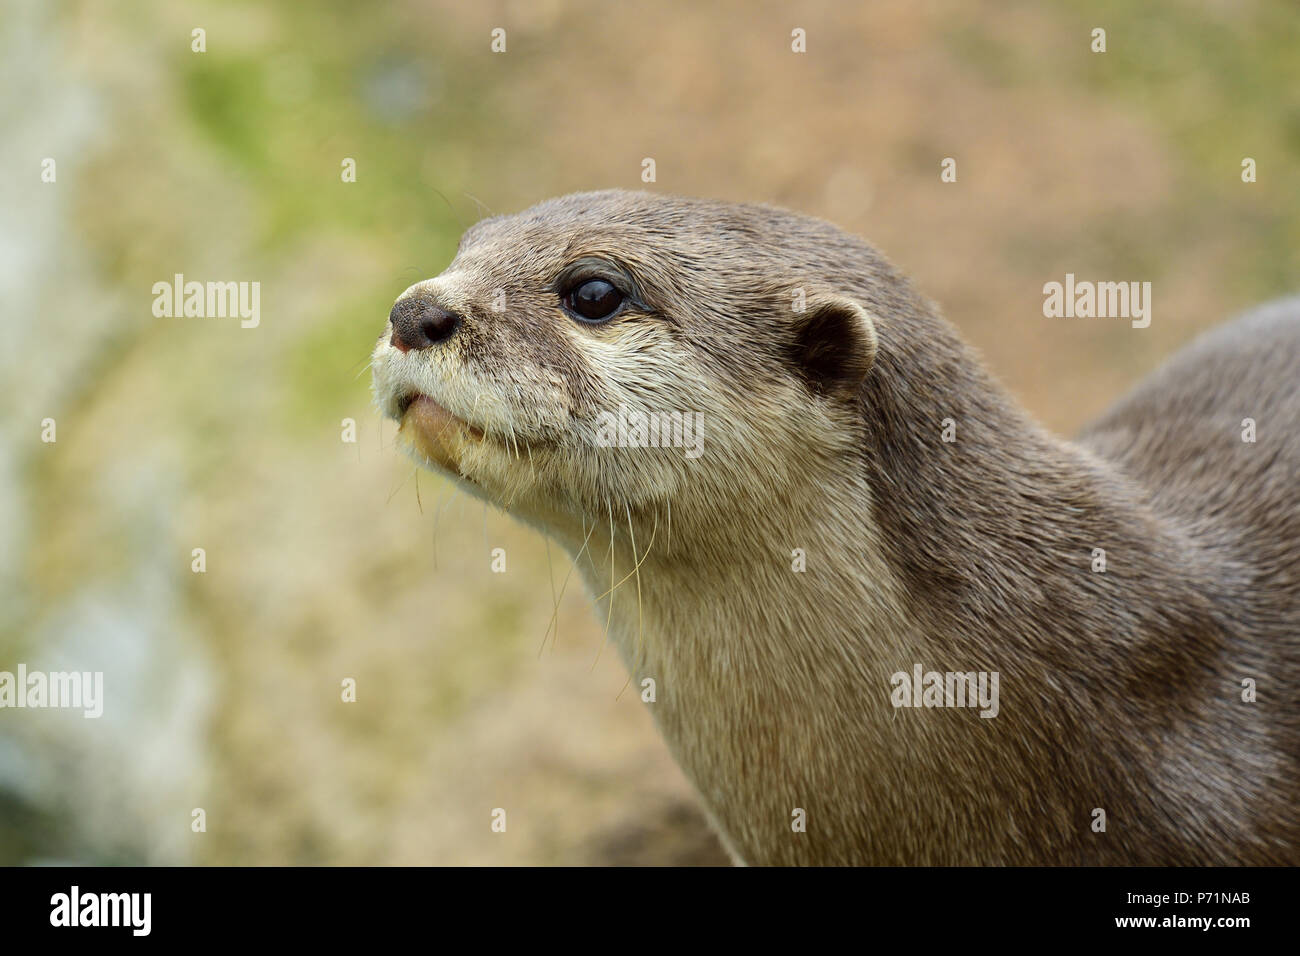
[788,294,878,395]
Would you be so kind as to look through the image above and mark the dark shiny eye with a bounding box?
[564,278,623,323]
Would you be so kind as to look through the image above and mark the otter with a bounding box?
[370,190,1299,865]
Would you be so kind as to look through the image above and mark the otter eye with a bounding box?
[564,278,623,323]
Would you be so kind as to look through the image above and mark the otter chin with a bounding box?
[397,393,483,472]
[370,188,1299,866]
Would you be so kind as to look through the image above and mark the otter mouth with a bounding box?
[394,391,482,437]
[396,391,486,471]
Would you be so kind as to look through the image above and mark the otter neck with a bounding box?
[568,310,1206,864]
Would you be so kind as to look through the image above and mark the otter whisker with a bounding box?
[615,501,653,701]
[665,497,672,558]
[540,536,559,656]
[589,498,618,673]
[430,186,468,232]
[463,191,493,222]
[386,464,419,506]
[587,510,657,605]
[505,420,517,459]
[540,516,597,656]
[628,502,646,667]
[429,480,454,572]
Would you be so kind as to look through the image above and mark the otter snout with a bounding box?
[389,295,461,352]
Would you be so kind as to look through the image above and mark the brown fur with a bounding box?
[371,190,1299,865]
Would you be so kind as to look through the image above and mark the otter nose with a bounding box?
[389,296,461,352]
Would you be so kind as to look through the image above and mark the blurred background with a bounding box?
[1,0,1296,864]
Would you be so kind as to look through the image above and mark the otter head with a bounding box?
[371,189,879,551]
